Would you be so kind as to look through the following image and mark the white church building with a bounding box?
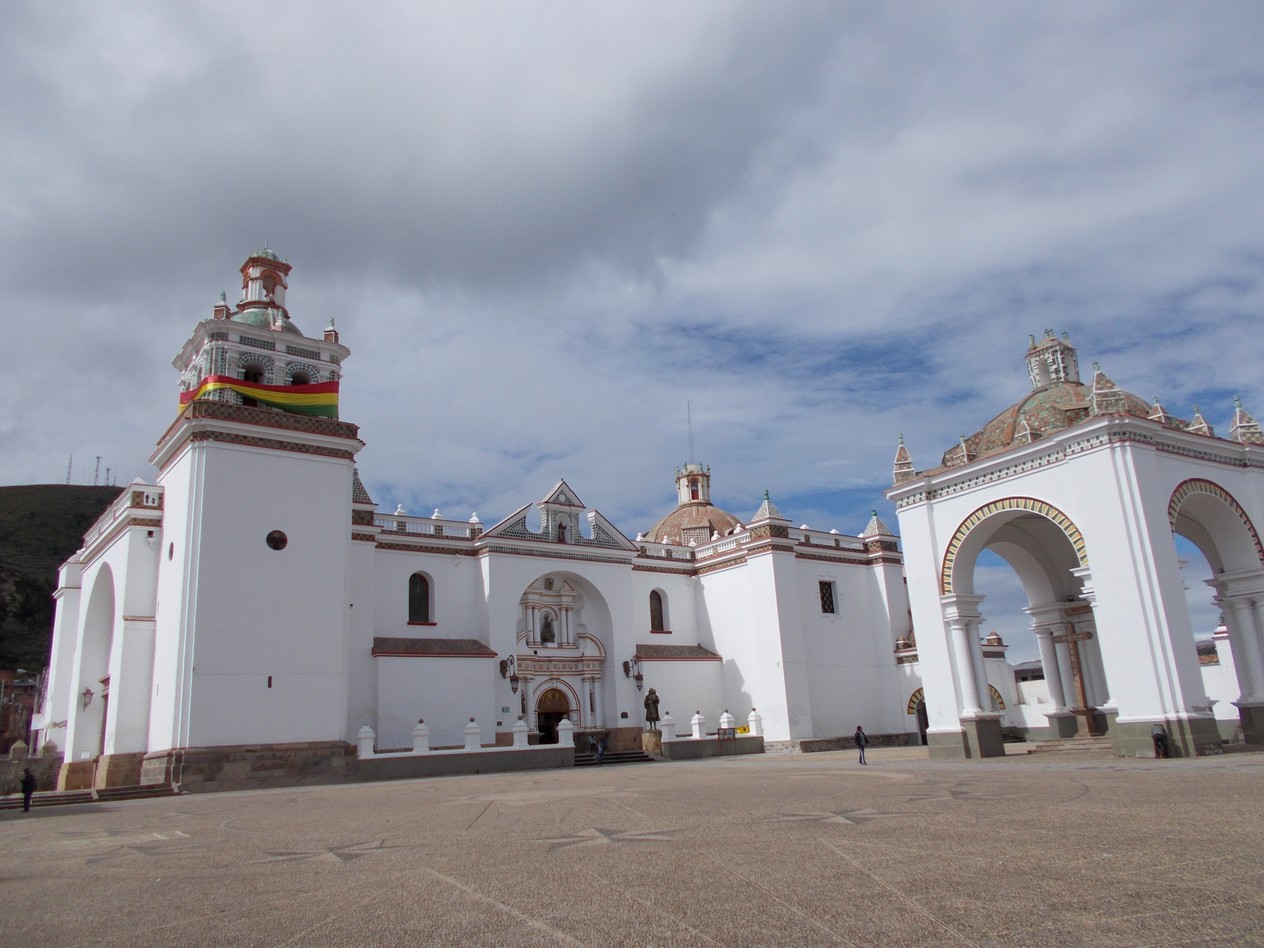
[34,255,1262,791]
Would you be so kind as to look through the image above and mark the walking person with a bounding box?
[20,767,37,812]
[854,725,868,765]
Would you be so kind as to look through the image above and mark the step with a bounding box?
[0,790,95,810]
[1031,737,1115,753]
[0,784,177,810]
[574,750,655,767]
[96,785,179,803]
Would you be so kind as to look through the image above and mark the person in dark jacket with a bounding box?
[20,768,37,812]
[854,726,868,765]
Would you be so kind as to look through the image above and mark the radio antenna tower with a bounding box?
[65,454,73,485]
[687,401,695,464]
[94,456,101,486]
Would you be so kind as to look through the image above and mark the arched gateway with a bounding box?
[889,331,1256,757]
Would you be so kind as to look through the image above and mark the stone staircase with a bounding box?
[0,784,178,810]
[1030,736,1115,754]
[574,749,655,768]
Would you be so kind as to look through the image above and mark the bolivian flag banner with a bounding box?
[179,375,339,417]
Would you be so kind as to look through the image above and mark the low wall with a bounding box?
[0,756,62,796]
[142,741,359,793]
[799,732,920,753]
[657,735,763,760]
[360,745,573,781]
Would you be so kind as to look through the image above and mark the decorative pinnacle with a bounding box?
[763,489,770,500]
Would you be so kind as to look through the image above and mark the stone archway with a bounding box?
[1169,478,1264,743]
[935,499,1108,754]
[941,497,1088,596]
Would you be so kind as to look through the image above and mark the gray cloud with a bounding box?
[3,0,1264,584]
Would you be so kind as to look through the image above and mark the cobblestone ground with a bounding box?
[2,747,1262,946]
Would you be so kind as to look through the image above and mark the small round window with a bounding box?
[266,530,288,551]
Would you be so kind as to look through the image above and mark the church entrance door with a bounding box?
[536,688,571,744]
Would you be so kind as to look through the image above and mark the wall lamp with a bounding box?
[499,655,520,694]
[624,657,644,691]
[81,687,94,710]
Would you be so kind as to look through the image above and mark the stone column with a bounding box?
[967,617,991,711]
[946,617,982,716]
[1034,627,1067,713]
[1216,595,1259,699]
[1055,640,1077,708]
[1240,598,1264,700]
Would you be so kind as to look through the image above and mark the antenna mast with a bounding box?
[687,401,695,464]
[66,454,73,485]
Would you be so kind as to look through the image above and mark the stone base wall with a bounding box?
[605,726,644,753]
[0,756,62,796]
[95,752,145,789]
[359,746,572,782]
[142,741,358,793]
[58,760,96,791]
[1110,717,1224,758]
[1238,704,1264,745]
[927,717,1005,760]
[657,736,763,760]
[799,732,921,753]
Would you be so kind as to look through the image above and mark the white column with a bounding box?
[1034,627,1067,713]
[948,618,983,716]
[592,676,604,727]
[1055,641,1078,708]
[1241,599,1264,700]
[967,618,991,711]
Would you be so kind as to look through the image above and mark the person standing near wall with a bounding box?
[854,726,868,765]
[20,767,36,812]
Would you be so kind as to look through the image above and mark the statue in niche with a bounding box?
[644,688,661,730]
[540,615,556,643]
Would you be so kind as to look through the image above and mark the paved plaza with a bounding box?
[2,747,1262,946]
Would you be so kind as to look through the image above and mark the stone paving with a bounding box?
[2,746,1262,946]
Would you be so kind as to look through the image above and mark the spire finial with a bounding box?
[763,488,770,501]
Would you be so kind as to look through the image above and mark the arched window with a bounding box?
[649,590,666,632]
[689,478,700,501]
[408,572,431,624]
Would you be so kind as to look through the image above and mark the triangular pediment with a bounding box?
[481,503,535,540]
[540,479,584,509]
[586,509,639,552]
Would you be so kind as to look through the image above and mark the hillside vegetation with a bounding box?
[0,485,123,669]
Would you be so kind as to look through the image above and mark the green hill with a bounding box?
[0,485,123,669]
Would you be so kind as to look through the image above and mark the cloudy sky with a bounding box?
[3,2,1261,648]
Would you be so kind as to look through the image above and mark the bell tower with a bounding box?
[145,250,363,778]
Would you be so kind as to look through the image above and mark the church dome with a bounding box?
[645,501,741,546]
[946,380,1151,466]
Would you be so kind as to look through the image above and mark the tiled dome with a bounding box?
[646,502,741,546]
[942,380,1151,467]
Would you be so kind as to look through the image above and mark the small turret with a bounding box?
[892,435,915,484]
[675,462,712,505]
[1230,395,1264,444]
[1026,329,1081,389]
